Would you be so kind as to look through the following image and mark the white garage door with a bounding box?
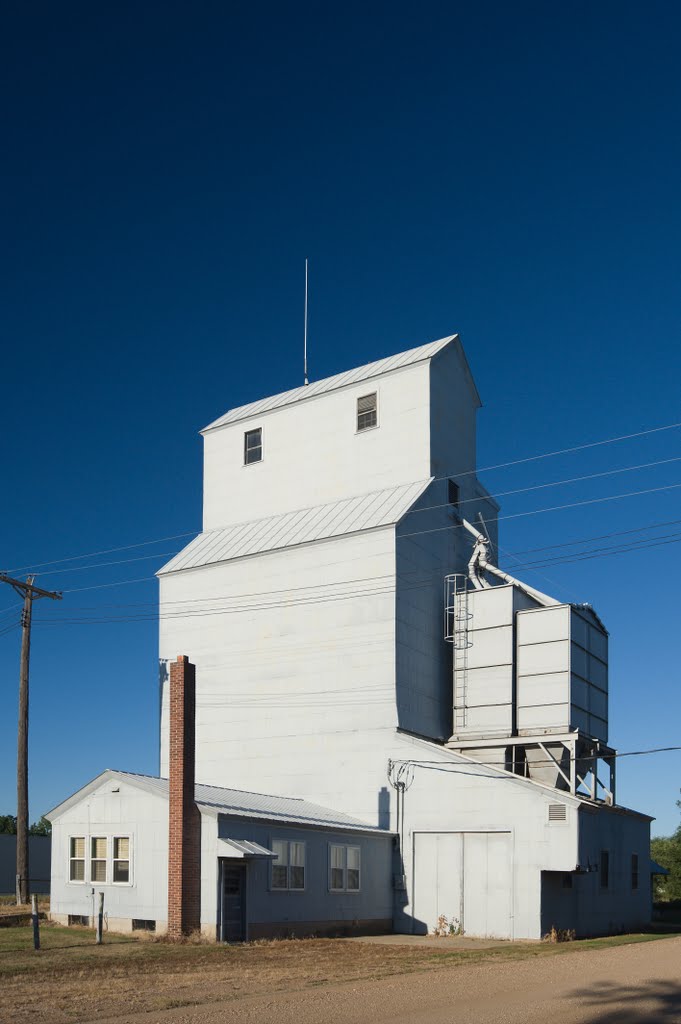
[413,831,512,939]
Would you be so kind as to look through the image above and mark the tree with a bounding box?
[651,795,681,902]
[0,814,17,835]
[28,816,51,836]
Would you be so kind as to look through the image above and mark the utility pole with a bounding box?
[0,574,62,905]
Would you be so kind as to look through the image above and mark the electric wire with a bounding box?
[6,418,681,578]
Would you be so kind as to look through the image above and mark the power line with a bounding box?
[42,514,681,614]
[390,744,681,774]
[6,418,681,579]
[399,481,681,542]
[28,515,681,626]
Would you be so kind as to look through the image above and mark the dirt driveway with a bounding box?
[97,935,681,1024]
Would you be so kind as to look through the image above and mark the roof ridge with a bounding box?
[202,335,456,433]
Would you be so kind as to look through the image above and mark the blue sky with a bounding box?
[1,1,680,836]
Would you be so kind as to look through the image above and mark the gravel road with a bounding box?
[97,935,681,1024]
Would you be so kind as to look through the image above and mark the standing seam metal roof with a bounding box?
[81,771,389,832]
[158,479,431,574]
[202,335,456,432]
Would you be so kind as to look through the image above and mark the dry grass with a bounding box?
[0,895,50,918]
[0,923,677,1024]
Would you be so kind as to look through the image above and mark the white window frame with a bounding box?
[244,427,263,465]
[356,392,378,433]
[112,835,132,886]
[269,838,306,892]
[68,835,86,884]
[328,843,361,893]
[66,833,133,887]
[90,836,108,885]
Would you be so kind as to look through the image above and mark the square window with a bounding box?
[357,393,377,432]
[244,428,262,465]
[270,839,305,890]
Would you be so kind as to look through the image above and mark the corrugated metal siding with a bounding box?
[109,771,386,832]
[202,335,455,431]
[159,479,430,574]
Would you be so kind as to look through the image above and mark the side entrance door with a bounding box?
[220,862,247,942]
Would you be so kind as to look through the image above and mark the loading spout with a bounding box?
[461,518,558,606]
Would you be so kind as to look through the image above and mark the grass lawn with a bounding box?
[0,923,678,1024]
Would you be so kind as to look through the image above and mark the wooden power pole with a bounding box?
[0,574,62,905]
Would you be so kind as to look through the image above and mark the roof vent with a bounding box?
[548,803,567,822]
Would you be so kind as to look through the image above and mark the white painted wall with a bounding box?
[49,777,169,933]
[159,527,400,825]
[202,361,433,531]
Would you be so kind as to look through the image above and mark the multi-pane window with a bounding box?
[356,393,377,431]
[68,835,131,884]
[113,837,130,883]
[631,853,639,890]
[70,837,85,882]
[244,427,262,465]
[329,844,360,892]
[600,850,609,889]
[271,839,305,890]
[91,837,107,883]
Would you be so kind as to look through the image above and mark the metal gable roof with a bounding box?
[158,478,431,574]
[202,335,457,432]
[47,769,389,834]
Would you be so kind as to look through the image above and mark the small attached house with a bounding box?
[47,772,394,940]
[47,658,394,940]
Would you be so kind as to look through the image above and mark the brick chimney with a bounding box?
[167,655,201,939]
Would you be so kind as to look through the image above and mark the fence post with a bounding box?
[96,892,104,944]
[31,895,40,951]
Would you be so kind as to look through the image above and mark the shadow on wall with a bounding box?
[569,980,681,1022]
[378,786,391,830]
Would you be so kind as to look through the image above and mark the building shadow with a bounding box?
[569,979,681,1022]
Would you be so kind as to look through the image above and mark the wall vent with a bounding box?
[548,803,567,822]
[132,918,156,932]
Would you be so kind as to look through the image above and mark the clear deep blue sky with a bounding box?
[1,2,680,836]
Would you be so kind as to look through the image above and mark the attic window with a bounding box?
[357,393,378,432]
[244,428,262,465]
[448,479,460,508]
[548,803,567,822]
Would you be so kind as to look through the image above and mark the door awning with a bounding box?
[218,838,277,859]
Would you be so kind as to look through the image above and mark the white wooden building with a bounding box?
[150,334,652,940]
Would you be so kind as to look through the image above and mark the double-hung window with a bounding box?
[70,837,85,882]
[113,837,130,883]
[271,839,305,890]
[356,393,377,432]
[244,427,262,465]
[68,834,131,884]
[329,844,360,892]
[91,837,107,883]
